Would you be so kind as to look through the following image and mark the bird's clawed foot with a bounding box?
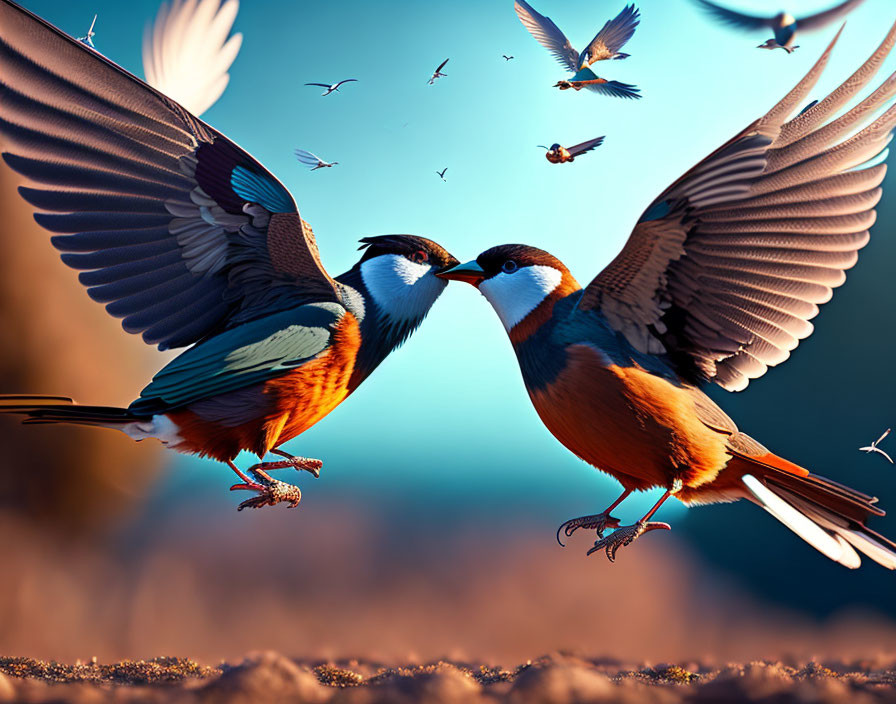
[556,512,621,546]
[226,453,323,511]
[230,465,302,511]
[586,520,670,562]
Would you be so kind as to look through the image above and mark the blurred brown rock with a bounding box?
[0,672,13,702]
[197,652,330,704]
[332,663,483,704]
[0,161,165,535]
[507,660,614,704]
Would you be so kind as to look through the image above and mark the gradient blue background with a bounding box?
[14,0,896,616]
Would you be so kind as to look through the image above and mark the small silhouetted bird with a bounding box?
[439,24,896,568]
[295,149,338,170]
[77,14,96,47]
[860,430,893,464]
[304,79,358,96]
[142,0,242,116]
[515,0,641,98]
[429,58,449,84]
[538,137,604,164]
[0,1,459,511]
[694,0,866,53]
[437,168,447,181]
[503,54,514,60]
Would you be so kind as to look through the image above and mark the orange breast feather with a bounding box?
[169,313,362,461]
[529,344,731,492]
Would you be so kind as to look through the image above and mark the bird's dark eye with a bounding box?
[410,250,429,264]
[502,260,518,274]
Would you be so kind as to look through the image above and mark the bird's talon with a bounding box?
[556,512,621,546]
[586,520,670,561]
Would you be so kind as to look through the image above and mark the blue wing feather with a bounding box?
[131,303,347,411]
[230,165,294,213]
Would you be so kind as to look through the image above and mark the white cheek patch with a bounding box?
[361,254,446,321]
[478,265,563,331]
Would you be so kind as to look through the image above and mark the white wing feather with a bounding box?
[142,0,242,117]
[295,149,324,166]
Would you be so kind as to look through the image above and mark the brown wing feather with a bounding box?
[579,21,896,390]
[0,0,338,349]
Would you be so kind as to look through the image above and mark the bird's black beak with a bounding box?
[436,260,486,286]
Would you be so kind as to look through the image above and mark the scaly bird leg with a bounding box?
[587,479,683,563]
[267,448,323,478]
[227,459,305,511]
[556,489,632,546]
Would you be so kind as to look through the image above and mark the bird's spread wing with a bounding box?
[130,302,348,413]
[0,0,338,351]
[692,0,773,31]
[142,0,242,117]
[568,136,605,157]
[295,149,324,166]
[514,0,579,72]
[797,0,866,32]
[335,79,358,87]
[435,58,449,73]
[304,83,332,88]
[577,23,896,392]
[581,4,640,66]
[584,78,641,99]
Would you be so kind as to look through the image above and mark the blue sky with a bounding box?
[17,0,896,524]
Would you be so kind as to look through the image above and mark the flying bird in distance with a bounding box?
[429,58,449,84]
[515,0,641,98]
[439,24,896,569]
[77,13,97,47]
[142,0,243,116]
[295,149,338,170]
[693,0,866,54]
[860,429,893,464]
[304,79,358,96]
[437,168,447,181]
[538,137,605,164]
[503,54,514,60]
[0,1,459,512]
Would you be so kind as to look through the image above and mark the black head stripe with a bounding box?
[358,235,457,268]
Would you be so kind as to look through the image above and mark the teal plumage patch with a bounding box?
[230,166,294,213]
[640,200,672,223]
[130,303,346,412]
[571,66,598,82]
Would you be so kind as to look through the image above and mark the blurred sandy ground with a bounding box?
[2,500,896,667]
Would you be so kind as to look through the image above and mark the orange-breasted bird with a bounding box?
[439,24,896,567]
[0,0,458,511]
[538,137,605,164]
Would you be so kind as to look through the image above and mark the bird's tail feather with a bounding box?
[736,455,896,569]
[0,394,140,427]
